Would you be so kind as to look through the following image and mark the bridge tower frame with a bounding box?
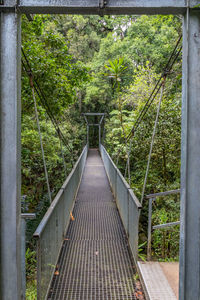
[82,113,105,148]
[1,1,200,299]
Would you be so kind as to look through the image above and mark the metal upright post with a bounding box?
[180,8,200,300]
[99,125,101,147]
[87,125,89,149]
[0,4,22,299]
[102,125,105,145]
[21,218,26,299]
[147,198,153,261]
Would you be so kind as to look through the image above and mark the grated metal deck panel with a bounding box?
[47,149,137,300]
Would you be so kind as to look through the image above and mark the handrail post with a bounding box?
[127,189,130,237]
[99,125,101,148]
[36,238,41,300]
[21,218,26,299]
[87,125,89,148]
[115,167,118,201]
[147,198,153,261]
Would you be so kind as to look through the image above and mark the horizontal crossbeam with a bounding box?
[83,113,105,116]
[153,221,180,230]
[146,189,180,199]
[1,0,200,14]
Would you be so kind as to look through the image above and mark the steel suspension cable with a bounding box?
[22,60,73,181]
[113,35,182,181]
[22,56,67,143]
[21,49,74,165]
[124,138,133,186]
[140,77,166,208]
[29,75,52,204]
[126,35,182,141]
[59,133,67,177]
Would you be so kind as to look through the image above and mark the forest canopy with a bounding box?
[22,14,182,298]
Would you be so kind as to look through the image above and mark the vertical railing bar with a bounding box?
[147,198,153,261]
[37,238,41,300]
[115,166,117,200]
[21,218,26,300]
[99,125,101,148]
[127,189,130,238]
[63,189,65,238]
[87,125,89,148]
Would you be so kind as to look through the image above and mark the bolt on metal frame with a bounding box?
[1,1,200,299]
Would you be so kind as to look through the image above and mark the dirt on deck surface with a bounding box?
[159,262,179,299]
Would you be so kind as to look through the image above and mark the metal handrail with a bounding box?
[146,189,180,198]
[33,145,88,300]
[100,144,141,264]
[34,146,87,238]
[100,144,142,209]
[147,189,180,260]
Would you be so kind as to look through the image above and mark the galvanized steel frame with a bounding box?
[1,0,200,14]
[1,1,200,300]
[0,4,22,300]
[180,9,200,300]
[82,113,105,147]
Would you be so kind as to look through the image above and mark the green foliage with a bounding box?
[22,15,89,117]
[83,14,181,113]
[22,114,66,208]
[138,242,147,262]
[105,57,127,83]
[26,248,36,280]
[104,45,181,261]
[21,15,89,293]
[151,195,180,260]
[21,14,182,291]
[26,280,37,300]
[125,15,181,71]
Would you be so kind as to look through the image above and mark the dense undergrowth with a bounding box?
[22,14,182,297]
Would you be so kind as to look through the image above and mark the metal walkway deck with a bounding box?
[47,149,137,300]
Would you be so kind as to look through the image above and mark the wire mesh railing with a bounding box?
[100,144,142,263]
[33,145,88,300]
